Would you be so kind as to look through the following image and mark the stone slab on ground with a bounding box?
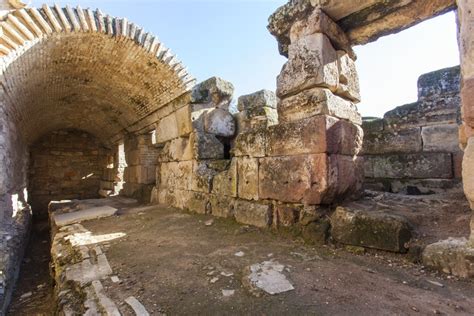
[52,206,118,227]
[422,238,474,279]
[331,204,413,253]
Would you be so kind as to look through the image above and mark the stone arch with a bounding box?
[0,4,196,216]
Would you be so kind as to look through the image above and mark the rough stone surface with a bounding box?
[421,124,460,152]
[191,77,234,108]
[362,127,422,155]
[278,88,362,125]
[331,205,413,253]
[234,200,272,228]
[365,153,453,180]
[237,157,259,201]
[423,238,474,278]
[277,33,339,98]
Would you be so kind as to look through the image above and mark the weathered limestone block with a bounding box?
[336,51,360,102]
[191,160,229,193]
[99,181,114,191]
[273,204,301,227]
[289,7,355,60]
[236,90,279,129]
[331,205,412,253]
[189,103,215,131]
[365,153,453,179]
[234,199,272,228]
[237,157,259,201]
[421,124,460,152]
[383,97,461,130]
[238,89,277,112]
[232,128,267,158]
[278,88,362,125]
[266,115,363,156]
[463,138,474,209]
[418,66,460,100]
[277,33,339,98]
[212,158,237,197]
[423,238,474,278]
[209,194,235,218]
[187,191,210,214]
[362,127,422,155]
[190,132,224,160]
[175,105,193,136]
[191,77,234,108]
[259,154,332,205]
[259,154,361,205]
[160,161,193,190]
[233,111,251,135]
[362,118,384,133]
[159,137,193,162]
[204,108,236,137]
[156,113,179,144]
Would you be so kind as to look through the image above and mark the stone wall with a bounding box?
[363,66,462,194]
[28,130,112,217]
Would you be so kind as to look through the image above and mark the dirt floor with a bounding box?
[8,221,54,316]
[7,194,474,315]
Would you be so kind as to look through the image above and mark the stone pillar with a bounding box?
[458,0,474,243]
[268,7,364,205]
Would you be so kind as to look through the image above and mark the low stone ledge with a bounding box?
[331,204,413,253]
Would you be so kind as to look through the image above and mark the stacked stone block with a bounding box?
[271,7,364,205]
[152,8,364,232]
[122,134,160,202]
[363,66,462,194]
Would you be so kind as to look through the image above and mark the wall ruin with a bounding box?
[363,66,462,194]
[28,129,112,218]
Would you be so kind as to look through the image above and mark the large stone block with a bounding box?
[212,158,237,197]
[335,51,360,102]
[266,116,363,157]
[362,127,422,155]
[421,124,460,152]
[156,113,179,144]
[209,194,235,218]
[187,191,210,214]
[384,97,461,130]
[191,77,234,108]
[232,128,267,158]
[175,105,193,136]
[159,137,193,162]
[191,160,229,193]
[259,154,335,205]
[273,204,301,228]
[288,7,355,60]
[237,89,277,112]
[234,199,272,228]
[190,132,224,160]
[277,34,339,98]
[160,161,193,190]
[127,165,155,184]
[237,157,259,201]
[331,205,412,253]
[365,153,453,179]
[423,238,474,278]
[278,88,361,125]
[204,108,235,137]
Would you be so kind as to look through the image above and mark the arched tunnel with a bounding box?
[0,6,194,219]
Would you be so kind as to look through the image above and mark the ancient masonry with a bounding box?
[363,66,463,194]
[0,0,474,313]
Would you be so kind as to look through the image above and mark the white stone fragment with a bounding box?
[247,261,294,295]
[52,206,118,227]
[125,296,150,316]
[222,289,235,297]
[234,251,245,257]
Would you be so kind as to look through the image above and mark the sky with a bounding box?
[31,0,460,118]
